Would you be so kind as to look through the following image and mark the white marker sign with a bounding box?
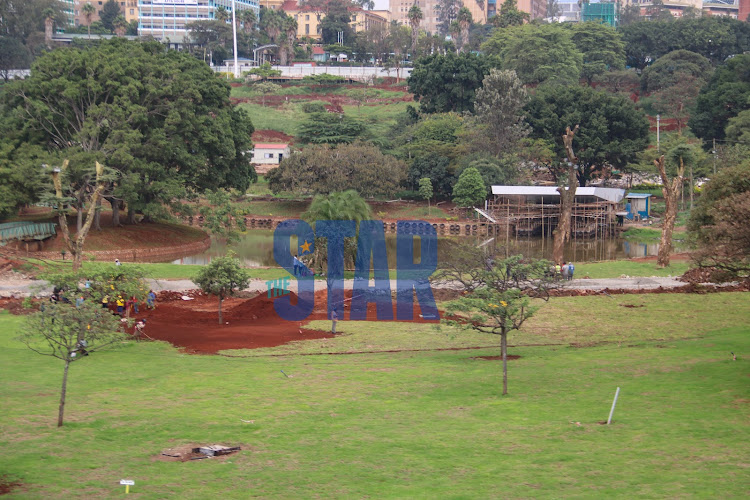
[120,479,135,486]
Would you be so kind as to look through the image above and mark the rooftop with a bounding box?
[491,186,625,203]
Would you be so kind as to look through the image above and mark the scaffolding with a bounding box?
[582,1,619,27]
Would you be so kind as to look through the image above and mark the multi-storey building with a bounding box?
[280,0,388,40]
[138,0,259,42]
[702,0,740,17]
[739,0,750,19]
[60,0,76,28]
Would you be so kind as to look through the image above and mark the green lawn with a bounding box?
[0,292,748,497]
[238,102,302,135]
[575,259,691,279]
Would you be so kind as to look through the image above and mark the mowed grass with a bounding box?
[575,259,691,279]
[0,293,748,498]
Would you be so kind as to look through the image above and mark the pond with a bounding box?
[168,230,687,267]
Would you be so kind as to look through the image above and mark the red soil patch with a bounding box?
[252,129,295,144]
[472,355,521,361]
[0,480,22,495]
[135,288,440,354]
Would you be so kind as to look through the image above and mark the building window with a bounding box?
[305,24,310,34]
[264,153,274,159]
[306,14,310,20]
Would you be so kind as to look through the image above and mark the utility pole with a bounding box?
[232,0,239,78]
[656,114,660,153]
[712,138,717,175]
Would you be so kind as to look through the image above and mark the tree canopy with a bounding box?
[408,53,492,113]
[525,85,650,186]
[297,112,367,144]
[641,50,712,93]
[567,22,625,84]
[267,141,407,197]
[2,39,255,222]
[689,54,750,144]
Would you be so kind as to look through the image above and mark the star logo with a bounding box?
[299,239,312,255]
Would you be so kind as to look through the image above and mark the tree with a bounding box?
[113,15,128,37]
[654,154,683,268]
[456,7,472,53]
[82,2,96,38]
[408,52,491,113]
[320,0,355,45]
[452,167,486,208]
[0,0,64,50]
[553,125,579,265]
[725,109,750,145]
[525,85,650,186]
[18,264,148,426]
[215,6,230,23]
[568,22,625,84]
[595,69,640,96]
[267,141,407,197]
[436,245,559,395]
[193,254,251,324]
[0,140,49,219]
[408,4,423,59]
[99,0,121,32]
[619,4,641,27]
[297,112,367,144]
[456,155,519,195]
[408,154,455,199]
[546,0,561,21]
[3,39,255,226]
[482,24,582,86]
[253,81,281,106]
[435,0,461,36]
[418,177,433,215]
[688,161,750,280]
[472,69,529,158]
[649,74,702,136]
[641,50,712,93]
[689,54,750,144]
[246,61,282,81]
[302,190,373,272]
[279,14,298,66]
[491,0,529,28]
[0,36,31,82]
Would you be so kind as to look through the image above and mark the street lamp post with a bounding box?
[231,0,239,79]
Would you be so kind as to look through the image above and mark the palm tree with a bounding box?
[113,14,127,37]
[43,8,56,48]
[449,20,460,53]
[82,2,96,39]
[456,7,472,53]
[408,4,423,60]
[279,16,298,66]
[303,190,373,272]
[215,6,230,23]
[241,9,257,34]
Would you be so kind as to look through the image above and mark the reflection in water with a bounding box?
[170,230,684,267]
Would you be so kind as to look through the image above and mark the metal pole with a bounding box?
[712,138,717,175]
[232,0,239,78]
[656,114,660,153]
[607,387,620,425]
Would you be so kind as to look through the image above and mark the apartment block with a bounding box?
[138,0,259,42]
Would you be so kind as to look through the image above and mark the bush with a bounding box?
[301,101,328,113]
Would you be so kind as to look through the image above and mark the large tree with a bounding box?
[0,36,31,82]
[297,112,367,144]
[0,0,64,51]
[567,22,625,84]
[525,85,650,186]
[688,161,750,280]
[472,69,529,158]
[689,54,750,144]
[3,39,255,225]
[194,254,251,325]
[641,50,712,93]
[491,0,529,28]
[435,0,461,36]
[267,141,407,197]
[98,0,121,32]
[482,23,582,86]
[408,4,423,59]
[408,52,492,113]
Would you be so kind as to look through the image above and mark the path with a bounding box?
[0,276,690,298]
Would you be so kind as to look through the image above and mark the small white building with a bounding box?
[250,143,290,174]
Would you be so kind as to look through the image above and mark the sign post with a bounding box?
[120,479,135,494]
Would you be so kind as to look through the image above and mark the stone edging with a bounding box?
[27,235,211,263]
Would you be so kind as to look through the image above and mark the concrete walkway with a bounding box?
[0,275,689,298]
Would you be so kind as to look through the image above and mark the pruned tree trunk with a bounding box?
[76,202,83,233]
[58,359,70,427]
[689,163,694,210]
[655,155,684,268]
[218,296,224,324]
[106,196,120,227]
[127,206,136,225]
[553,125,579,265]
[93,197,102,231]
[501,329,508,396]
[53,160,107,271]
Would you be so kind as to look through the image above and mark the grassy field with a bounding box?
[0,292,748,498]
[575,259,691,279]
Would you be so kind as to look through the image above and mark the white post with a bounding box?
[231,0,239,78]
[656,114,660,153]
[607,387,620,425]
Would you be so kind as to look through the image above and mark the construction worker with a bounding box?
[116,295,125,316]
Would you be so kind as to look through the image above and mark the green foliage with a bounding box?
[567,22,625,83]
[641,50,712,93]
[525,85,650,186]
[320,0,355,45]
[193,254,251,323]
[0,141,49,219]
[418,177,433,201]
[482,23,582,86]
[471,69,529,157]
[267,141,407,197]
[301,101,328,113]
[3,39,256,221]
[0,36,31,81]
[98,0,121,32]
[491,0,529,28]
[245,62,282,80]
[302,73,346,85]
[303,189,373,224]
[689,54,750,143]
[408,154,454,199]
[688,161,750,279]
[408,52,492,113]
[456,155,518,195]
[620,17,750,69]
[452,167,486,208]
[0,0,64,51]
[297,112,366,144]
[725,109,750,145]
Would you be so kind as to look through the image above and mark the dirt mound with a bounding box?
[0,298,34,315]
[252,129,294,144]
[225,289,297,321]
